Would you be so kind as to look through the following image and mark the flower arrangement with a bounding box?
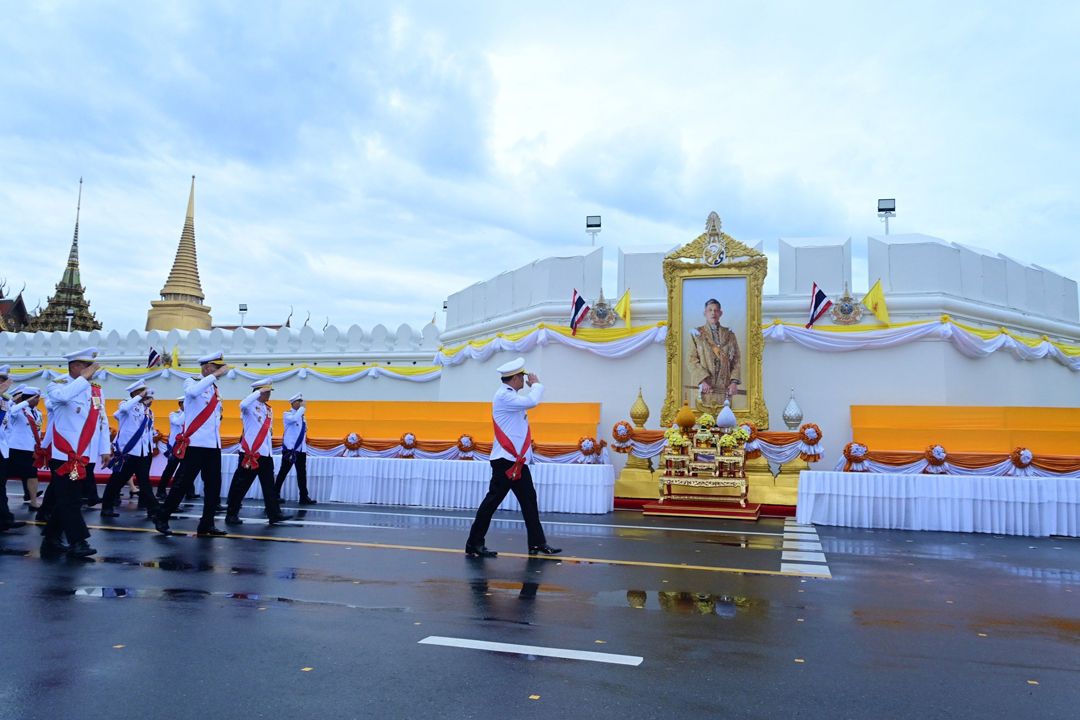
[664,426,691,449]
[923,444,948,473]
[1010,447,1033,469]
[399,432,417,458]
[732,426,751,442]
[798,423,821,446]
[739,422,758,443]
[343,433,363,452]
[611,420,634,452]
[718,433,738,449]
[843,442,869,471]
[456,434,475,460]
[696,413,716,429]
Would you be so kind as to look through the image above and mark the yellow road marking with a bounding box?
[27,522,831,578]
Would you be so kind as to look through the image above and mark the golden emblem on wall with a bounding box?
[588,290,617,328]
[829,283,863,325]
[661,212,768,429]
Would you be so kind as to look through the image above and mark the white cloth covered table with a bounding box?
[219,455,615,514]
[797,470,1080,537]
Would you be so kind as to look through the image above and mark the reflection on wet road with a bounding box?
[2,488,1079,719]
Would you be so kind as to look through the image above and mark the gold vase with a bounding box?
[675,404,696,431]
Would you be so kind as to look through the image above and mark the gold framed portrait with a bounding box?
[661,212,768,428]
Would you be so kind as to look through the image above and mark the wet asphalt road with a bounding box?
[1,482,1078,720]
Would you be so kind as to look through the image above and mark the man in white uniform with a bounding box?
[7,386,45,512]
[101,381,159,520]
[465,357,560,558]
[225,379,292,525]
[155,397,186,502]
[0,365,26,532]
[274,392,315,505]
[155,351,229,536]
[42,348,112,557]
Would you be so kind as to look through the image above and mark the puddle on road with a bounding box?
[66,585,409,613]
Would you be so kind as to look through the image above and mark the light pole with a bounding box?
[239,303,248,329]
[65,307,74,332]
[877,199,896,235]
[586,215,601,246]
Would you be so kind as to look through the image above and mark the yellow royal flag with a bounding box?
[170,345,180,368]
[613,289,631,328]
[862,279,890,325]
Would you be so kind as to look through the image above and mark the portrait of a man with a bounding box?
[688,298,741,407]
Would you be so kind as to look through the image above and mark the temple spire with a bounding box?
[28,177,102,332]
[146,175,213,330]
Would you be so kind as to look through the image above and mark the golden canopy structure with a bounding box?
[146,176,213,331]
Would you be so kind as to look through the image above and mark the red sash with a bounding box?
[240,409,272,470]
[492,417,532,481]
[25,410,48,468]
[53,385,103,480]
[173,388,219,459]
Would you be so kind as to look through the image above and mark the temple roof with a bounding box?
[158,176,206,303]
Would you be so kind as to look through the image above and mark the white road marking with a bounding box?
[783,533,819,541]
[781,550,828,563]
[418,636,643,666]
[780,563,832,578]
[170,513,398,531]
[783,541,823,551]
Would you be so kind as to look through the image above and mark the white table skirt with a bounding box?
[796,470,1080,537]
[217,455,615,514]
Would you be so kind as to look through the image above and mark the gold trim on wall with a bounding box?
[662,212,769,429]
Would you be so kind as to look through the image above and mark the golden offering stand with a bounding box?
[658,429,748,508]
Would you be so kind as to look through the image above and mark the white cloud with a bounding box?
[1,1,1078,333]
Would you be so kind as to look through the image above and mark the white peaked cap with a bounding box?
[496,357,526,378]
[63,348,98,363]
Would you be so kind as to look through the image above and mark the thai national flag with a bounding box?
[806,283,833,329]
[147,347,162,368]
[570,289,590,336]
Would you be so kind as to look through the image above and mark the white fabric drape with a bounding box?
[764,320,1080,371]
[436,324,667,366]
[222,444,607,464]
[797,470,1080,537]
[220,455,615,514]
[832,457,1080,478]
[624,436,819,465]
[12,365,441,384]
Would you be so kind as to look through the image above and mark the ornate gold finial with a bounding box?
[630,387,650,428]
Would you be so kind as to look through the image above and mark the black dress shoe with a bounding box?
[298,497,317,505]
[197,527,227,537]
[528,544,562,555]
[100,508,120,518]
[41,536,70,554]
[465,544,497,558]
[268,513,294,525]
[153,516,174,536]
[67,540,98,558]
[224,515,244,526]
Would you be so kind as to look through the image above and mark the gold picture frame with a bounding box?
[661,212,769,429]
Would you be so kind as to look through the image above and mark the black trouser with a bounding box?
[81,470,100,506]
[156,455,189,498]
[7,449,37,499]
[274,451,309,499]
[102,455,158,513]
[0,454,13,525]
[467,459,547,548]
[44,460,91,544]
[228,454,283,519]
[160,446,221,529]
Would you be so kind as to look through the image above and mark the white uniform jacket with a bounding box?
[168,410,184,447]
[182,374,223,449]
[490,382,544,464]
[45,376,110,463]
[114,395,154,457]
[239,391,273,456]
[7,401,43,452]
[282,406,307,453]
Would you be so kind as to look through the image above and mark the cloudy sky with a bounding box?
[2,1,1077,331]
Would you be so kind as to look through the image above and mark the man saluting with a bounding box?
[465,357,560,558]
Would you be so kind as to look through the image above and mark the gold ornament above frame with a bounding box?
[661,212,769,429]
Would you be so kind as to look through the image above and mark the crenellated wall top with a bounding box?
[0,321,442,365]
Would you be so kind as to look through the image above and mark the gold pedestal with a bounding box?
[745,456,803,506]
[615,467,661,500]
